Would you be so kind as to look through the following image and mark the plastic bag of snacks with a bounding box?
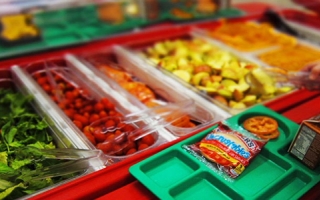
[184,122,268,180]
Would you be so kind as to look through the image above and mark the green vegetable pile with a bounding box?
[0,89,73,200]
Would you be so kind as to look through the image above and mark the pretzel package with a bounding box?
[184,123,268,179]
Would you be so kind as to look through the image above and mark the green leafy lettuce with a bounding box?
[0,89,74,200]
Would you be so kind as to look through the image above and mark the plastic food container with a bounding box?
[197,19,320,72]
[111,31,296,115]
[255,41,320,72]
[201,20,297,53]
[11,57,176,164]
[66,51,225,138]
[0,68,106,199]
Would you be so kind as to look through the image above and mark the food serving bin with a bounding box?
[66,50,228,138]
[11,56,189,164]
[112,29,297,115]
[197,16,320,72]
[0,68,107,199]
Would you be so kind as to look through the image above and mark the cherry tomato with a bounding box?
[99,110,108,118]
[33,71,43,79]
[105,119,116,128]
[83,126,91,134]
[92,127,107,142]
[42,84,51,93]
[97,142,112,153]
[58,102,67,110]
[73,89,81,98]
[50,95,58,103]
[94,102,104,112]
[82,113,90,121]
[138,143,149,151]
[58,83,66,90]
[84,105,93,112]
[101,97,111,108]
[123,141,136,153]
[105,101,115,110]
[122,124,135,132]
[74,114,89,126]
[84,131,96,145]
[112,144,123,156]
[37,77,48,85]
[126,148,137,155]
[54,74,63,82]
[73,120,83,130]
[109,110,117,116]
[114,130,126,144]
[106,133,115,141]
[89,114,100,124]
[64,109,75,119]
[65,91,75,100]
[117,122,126,129]
[141,134,155,146]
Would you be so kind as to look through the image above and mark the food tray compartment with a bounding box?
[199,19,298,53]
[115,31,296,115]
[66,50,225,138]
[130,105,320,200]
[254,40,320,72]
[196,18,320,72]
[12,57,171,164]
[0,68,106,199]
[0,1,145,60]
[150,0,242,22]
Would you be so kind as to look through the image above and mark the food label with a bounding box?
[289,120,320,169]
[199,126,266,178]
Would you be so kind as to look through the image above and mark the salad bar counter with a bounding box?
[1,1,320,200]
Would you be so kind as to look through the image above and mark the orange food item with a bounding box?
[243,116,280,139]
[99,65,132,83]
[208,21,297,51]
[121,82,156,103]
[171,8,193,19]
[97,2,124,24]
[258,44,320,71]
[96,63,197,128]
[196,0,217,13]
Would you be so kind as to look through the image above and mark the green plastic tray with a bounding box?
[154,0,244,22]
[130,104,320,200]
[0,5,144,60]
[168,7,244,22]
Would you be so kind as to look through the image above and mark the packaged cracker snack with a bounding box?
[184,122,268,179]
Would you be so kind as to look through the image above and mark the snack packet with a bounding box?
[184,122,268,180]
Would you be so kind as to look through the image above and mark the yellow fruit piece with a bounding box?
[173,70,191,83]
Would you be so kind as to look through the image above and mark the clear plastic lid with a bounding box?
[67,50,225,137]
[87,99,195,157]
